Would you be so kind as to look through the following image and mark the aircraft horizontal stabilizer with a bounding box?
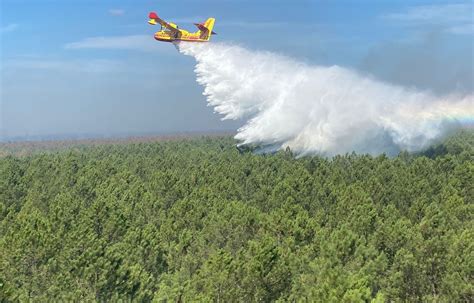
[194,22,217,35]
[194,23,207,31]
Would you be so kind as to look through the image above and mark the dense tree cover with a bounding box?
[0,132,472,302]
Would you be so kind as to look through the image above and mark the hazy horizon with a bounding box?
[0,128,238,143]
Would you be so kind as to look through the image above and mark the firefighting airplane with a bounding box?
[148,12,216,42]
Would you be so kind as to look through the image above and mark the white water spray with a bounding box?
[178,42,473,156]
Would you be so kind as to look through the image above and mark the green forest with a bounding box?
[1,131,472,302]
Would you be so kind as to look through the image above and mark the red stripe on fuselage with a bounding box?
[154,36,208,42]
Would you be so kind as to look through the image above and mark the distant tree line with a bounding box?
[0,131,472,301]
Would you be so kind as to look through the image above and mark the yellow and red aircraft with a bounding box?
[148,12,216,42]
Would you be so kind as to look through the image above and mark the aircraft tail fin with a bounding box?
[204,18,216,36]
[194,18,216,40]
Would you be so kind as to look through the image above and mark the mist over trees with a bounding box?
[0,132,472,301]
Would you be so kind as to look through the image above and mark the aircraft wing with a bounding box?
[148,12,179,34]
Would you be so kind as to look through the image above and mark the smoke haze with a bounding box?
[178,42,473,156]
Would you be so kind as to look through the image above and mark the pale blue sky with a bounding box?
[1,0,472,140]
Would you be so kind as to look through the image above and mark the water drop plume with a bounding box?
[178,42,473,156]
